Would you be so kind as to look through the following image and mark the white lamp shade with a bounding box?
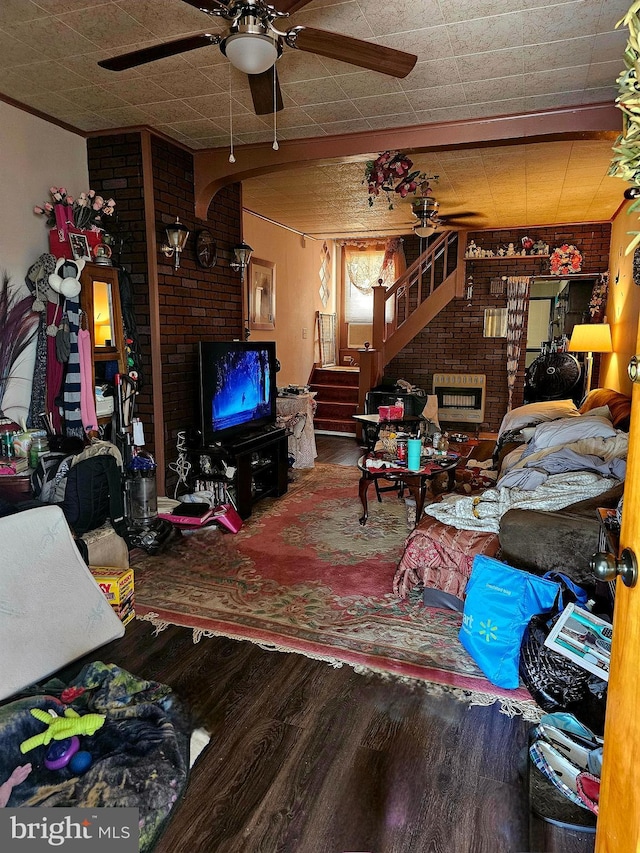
[568,323,612,354]
[222,32,278,74]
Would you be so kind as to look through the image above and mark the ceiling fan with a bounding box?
[406,195,484,237]
[98,0,418,116]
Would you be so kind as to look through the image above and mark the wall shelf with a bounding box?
[464,255,550,261]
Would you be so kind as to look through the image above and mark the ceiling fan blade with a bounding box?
[274,0,315,12]
[179,0,229,13]
[289,27,417,78]
[249,67,284,115]
[98,34,220,71]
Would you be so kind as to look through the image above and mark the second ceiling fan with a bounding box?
[99,0,418,116]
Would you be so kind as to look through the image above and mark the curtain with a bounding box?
[342,237,403,324]
[506,276,531,411]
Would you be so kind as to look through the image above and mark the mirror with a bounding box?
[93,279,114,347]
[525,276,595,367]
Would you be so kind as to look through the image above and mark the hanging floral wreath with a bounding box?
[363,151,437,209]
[549,243,583,275]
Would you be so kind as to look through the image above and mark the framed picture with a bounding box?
[69,231,91,261]
[248,258,276,331]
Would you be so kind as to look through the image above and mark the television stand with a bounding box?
[190,426,288,519]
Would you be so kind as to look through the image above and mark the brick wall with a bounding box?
[389,223,611,432]
[87,132,243,486]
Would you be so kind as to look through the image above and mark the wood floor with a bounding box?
[80,434,596,853]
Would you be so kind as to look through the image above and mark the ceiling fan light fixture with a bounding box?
[221,31,280,75]
[413,220,437,238]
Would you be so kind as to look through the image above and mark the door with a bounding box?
[595,359,640,850]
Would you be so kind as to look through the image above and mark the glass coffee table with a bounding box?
[357,451,460,526]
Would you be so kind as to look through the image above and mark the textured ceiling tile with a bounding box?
[303,100,363,123]
[288,0,374,40]
[455,46,524,82]
[64,84,129,110]
[464,98,528,118]
[592,29,629,62]
[400,58,461,91]
[525,66,590,97]
[376,25,456,62]
[164,118,221,138]
[145,69,224,99]
[99,78,176,105]
[406,82,467,111]
[358,0,445,36]
[55,5,157,50]
[446,12,524,56]
[277,51,335,83]
[525,36,596,72]
[282,77,350,106]
[350,90,415,116]
[524,92,586,111]
[438,0,526,24]
[99,103,157,125]
[114,0,212,38]
[140,99,203,123]
[524,0,602,46]
[464,75,525,103]
[333,70,402,99]
[0,0,50,26]
[184,94,250,120]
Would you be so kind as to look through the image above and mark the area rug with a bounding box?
[133,463,540,719]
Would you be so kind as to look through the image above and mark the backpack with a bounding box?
[31,443,126,538]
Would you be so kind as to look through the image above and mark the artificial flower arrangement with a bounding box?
[588,274,609,322]
[33,186,116,232]
[363,151,437,209]
[549,243,583,275]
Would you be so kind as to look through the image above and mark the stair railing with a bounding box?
[357,230,467,414]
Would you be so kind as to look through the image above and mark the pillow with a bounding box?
[579,405,612,421]
[526,414,617,454]
[497,399,579,439]
[579,389,632,431]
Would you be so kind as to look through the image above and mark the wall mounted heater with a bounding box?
[432,373,486,424]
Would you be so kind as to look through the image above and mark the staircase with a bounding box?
[309,366,359,435]
[357,230,466,412]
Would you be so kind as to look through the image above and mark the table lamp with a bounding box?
[568,323,612,395]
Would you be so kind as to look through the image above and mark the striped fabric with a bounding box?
[62,297,83,438]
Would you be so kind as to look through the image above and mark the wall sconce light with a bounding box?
[161,217,190,271]
[230,242,253,278]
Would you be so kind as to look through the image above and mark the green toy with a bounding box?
[20,708,105,754]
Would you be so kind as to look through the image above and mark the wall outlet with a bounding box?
[302,327,308,339]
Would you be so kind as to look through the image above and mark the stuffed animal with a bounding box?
[19,708,105,754]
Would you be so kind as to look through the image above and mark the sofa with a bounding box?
[393,388,631,608]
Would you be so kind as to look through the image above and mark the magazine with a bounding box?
[544,602,611,681]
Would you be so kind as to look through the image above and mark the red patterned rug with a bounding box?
[133,463,539,718]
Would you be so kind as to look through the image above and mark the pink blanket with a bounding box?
[394,516,500,600]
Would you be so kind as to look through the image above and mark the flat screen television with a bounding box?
[198,340,277,445]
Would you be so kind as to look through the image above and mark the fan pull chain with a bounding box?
[228,70,236,164]
[272,64,279,151]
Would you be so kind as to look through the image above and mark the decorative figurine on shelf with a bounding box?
[465,240,478,258]
[497,247,506,256]
[522,236,534,253]
[506,242,516,256]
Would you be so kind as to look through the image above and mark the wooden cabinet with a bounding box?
[79,263,126,423]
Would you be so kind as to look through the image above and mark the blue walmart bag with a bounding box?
[460,555,560,689]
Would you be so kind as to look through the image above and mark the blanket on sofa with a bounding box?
[423,433,627,535]
[0,662,193,852]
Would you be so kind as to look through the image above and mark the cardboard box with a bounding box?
[90,567,134,605]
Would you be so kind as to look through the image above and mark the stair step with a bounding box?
[309,383,358,403]
[311,368,359,388]
[316,400,358,420]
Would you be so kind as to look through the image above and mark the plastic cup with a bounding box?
[407,438,422,471]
